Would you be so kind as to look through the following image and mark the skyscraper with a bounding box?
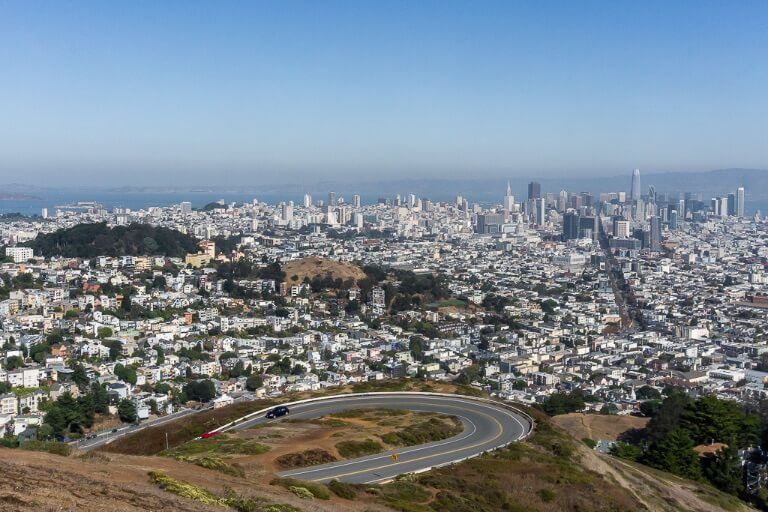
[649,215,661,251]
[630,169,641,201]
[328,191,336,206]
[353,194,361,208]
[563,212,580,240]
[528,181,541,200]
[303,193,312,208]
[504,181,515,219]
[669,210,678,230]
[535,198,546,226]
[736,186,745,217]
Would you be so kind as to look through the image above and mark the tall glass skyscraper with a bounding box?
[630,169,641,201]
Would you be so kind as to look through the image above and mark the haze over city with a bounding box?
[3,3,768,512]
[1,0,767,187]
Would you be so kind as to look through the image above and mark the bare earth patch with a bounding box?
[552,412,649,441]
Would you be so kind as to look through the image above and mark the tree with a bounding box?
[183,380,216,402]
[246,374,264,391]
[97,327,113,339]
[36,423,55,441]
[541,390,586,416]
[610,442,643,461]
[4,355,23,370]
[645,391,692,441]
[153,344,165,365]
[114,363,137,385]
[642,429,701,480]
[639,400,662,417]
[118,398,138,423]
[103,339,123,361]
[71,363,89,389]
[680,395,759,447]
[636,385,661,400]
[91,383,110,414]
[701,442,745,496]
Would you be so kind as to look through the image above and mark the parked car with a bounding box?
[265,406,290,419]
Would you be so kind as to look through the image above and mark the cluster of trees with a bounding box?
[182,380,216,403]
[42,384,111,439]
[26,222,199,258]
[540,390,592,415]
[612,392,765,504]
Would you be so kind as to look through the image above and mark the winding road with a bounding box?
[220,392,534,484]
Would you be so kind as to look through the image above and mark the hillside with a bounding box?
[552,412,649,441]
[282,257,366,285]
[25,222,199,258]
[3,381,739,512]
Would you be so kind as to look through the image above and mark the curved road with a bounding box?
[224,393,533,484]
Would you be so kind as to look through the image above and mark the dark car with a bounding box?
[266,406,290,419]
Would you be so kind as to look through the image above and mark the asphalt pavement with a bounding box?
[229,393,532,484]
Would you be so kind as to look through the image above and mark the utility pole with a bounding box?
[165,432,169,451]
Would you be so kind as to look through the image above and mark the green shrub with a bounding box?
[20,440,72,456]
[336,439,384,458]
[538,488,556,502]
[269,478,331,500]
[328,479,357,499]
[581,437,597,449]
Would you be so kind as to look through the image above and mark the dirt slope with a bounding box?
[283,257,365,285]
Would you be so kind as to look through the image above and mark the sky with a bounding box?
[0,0,767,187]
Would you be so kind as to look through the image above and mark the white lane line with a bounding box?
[282,411,478,478]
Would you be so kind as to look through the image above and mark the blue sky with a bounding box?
[0,1,766,186]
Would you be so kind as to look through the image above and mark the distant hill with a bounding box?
[25,222,199,258]
[283,257,366,285]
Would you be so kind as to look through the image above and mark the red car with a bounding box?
[200,431,220,439]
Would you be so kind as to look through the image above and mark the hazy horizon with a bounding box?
[1,1,767,186]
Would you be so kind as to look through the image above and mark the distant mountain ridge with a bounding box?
[2,168,766,204]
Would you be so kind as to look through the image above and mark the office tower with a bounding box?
[669,210,678,230]
[635,198,645,221]
[579,216,597,241]
[281,202,293,222]
[180,201,192,214]
[456,195,464,208]
[41,208,48,219]
[475,213,505,234]
[719,197,729,217]
[630,169,641,201]
[504,181,515,217]
[527,181,541,200]
[326,206,337,226]
[328,191,336,206]
[535,198,546,226]
[736,186,745,217]
[727,193,736,216]
[648,185,656,205]
[557,190,567,212]
[352,194,361,208]
[678,199,686,218]
[649,215,661,252]
[303,193,312,208]
[563,212,580,240]
[614,219,630,238]
[407,193,416,208]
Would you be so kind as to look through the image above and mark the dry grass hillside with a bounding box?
[552,412,649,441]
[3,382,756,512]
[282,257,365,285]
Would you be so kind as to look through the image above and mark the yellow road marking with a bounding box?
[306,408,506,482]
